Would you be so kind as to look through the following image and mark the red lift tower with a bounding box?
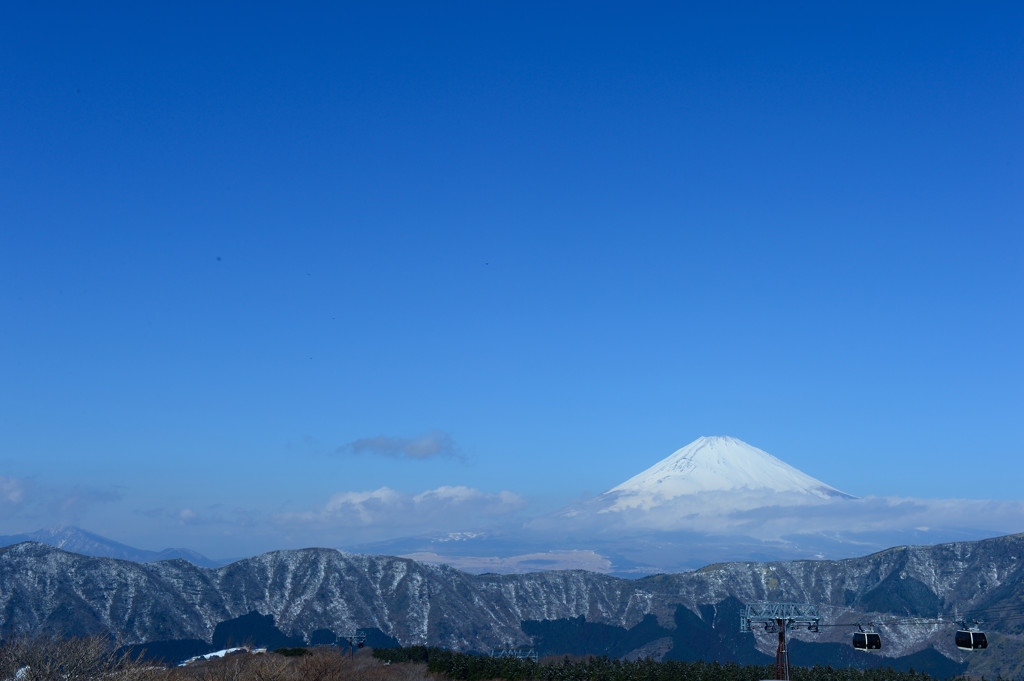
[741,602,820,681]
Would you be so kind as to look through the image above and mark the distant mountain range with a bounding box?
[2,533,1024,678]
[0,526,225,568]
[3,436,1021,575]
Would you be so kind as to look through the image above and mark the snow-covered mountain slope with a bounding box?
[4,533,1024,679]
[600,436,855,512]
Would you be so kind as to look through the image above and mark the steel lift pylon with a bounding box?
[741,602,821,681]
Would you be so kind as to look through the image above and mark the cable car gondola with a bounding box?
[853,630,881,651]
[955,628,987,650]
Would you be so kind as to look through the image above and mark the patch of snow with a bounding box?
[180,647,263,666]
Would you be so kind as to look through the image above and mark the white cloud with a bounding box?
[739,496,1024,542]
[135,505,231,527]
[413,485,522,509]
[322,487,405,522]
[547,493,1024,549]
[0,476,119,524]
[277,485,526,536]
[0,475,29,506]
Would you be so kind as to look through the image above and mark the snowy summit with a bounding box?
[598,435,855,513]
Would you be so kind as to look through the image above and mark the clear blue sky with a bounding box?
[1,2,1021,557]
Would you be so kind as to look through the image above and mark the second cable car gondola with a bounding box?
[853,630,882,651]
[955,629,988,650]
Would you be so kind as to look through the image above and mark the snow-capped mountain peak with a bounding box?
[600,436,855,512]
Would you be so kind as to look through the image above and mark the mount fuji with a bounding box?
[525,435,869,570]
[592,435,856,514]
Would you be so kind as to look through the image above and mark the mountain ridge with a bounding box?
[0,526,225,568]
[3,533,1024,677]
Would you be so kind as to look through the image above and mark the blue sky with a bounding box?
[1,2,1022,559]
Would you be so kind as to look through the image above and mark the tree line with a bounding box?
[374,645,955,681]
[0,635,989,681]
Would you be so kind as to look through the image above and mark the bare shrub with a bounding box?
[244,654,293,681]
[0,638,447,681]
[295,648,353,681]
[0,633,161,681]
